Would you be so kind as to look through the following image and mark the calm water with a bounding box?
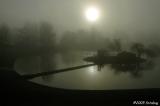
[14,51,160,90]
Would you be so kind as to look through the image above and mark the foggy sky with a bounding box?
[0,0,160,36]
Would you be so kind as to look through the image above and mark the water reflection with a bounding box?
[40,54,56,81]
[108,57,155,78]
[88,66,97,75]
[14,51,159,90]
[83,50,157,78]
[14,54,57,80]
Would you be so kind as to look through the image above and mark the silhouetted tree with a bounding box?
[131,43,145,57]
[0,24,10,45]
[0,24,15,68]
[107,38,122,52]
[17,23,39,49]
[40,22,56,48]
[0,24,12,55]
[113,38,122,52]
[60,31,76,50]
[145,44,160,58]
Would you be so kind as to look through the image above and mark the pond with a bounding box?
[14,51,160,90]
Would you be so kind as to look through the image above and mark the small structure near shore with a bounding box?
[84,50,146,70]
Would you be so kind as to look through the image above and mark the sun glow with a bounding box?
[85,6,100,22]
[88,66,97,75]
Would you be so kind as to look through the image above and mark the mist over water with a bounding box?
[0,0,160,90]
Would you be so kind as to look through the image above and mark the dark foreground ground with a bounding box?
[0,69,159,106]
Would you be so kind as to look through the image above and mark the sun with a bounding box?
[85,6,100,22]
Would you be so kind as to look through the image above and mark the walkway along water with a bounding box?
[21,64,96,80]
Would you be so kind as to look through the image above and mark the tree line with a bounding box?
[0,22,160,58]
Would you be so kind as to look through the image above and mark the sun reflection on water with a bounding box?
[87,66,97,75]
